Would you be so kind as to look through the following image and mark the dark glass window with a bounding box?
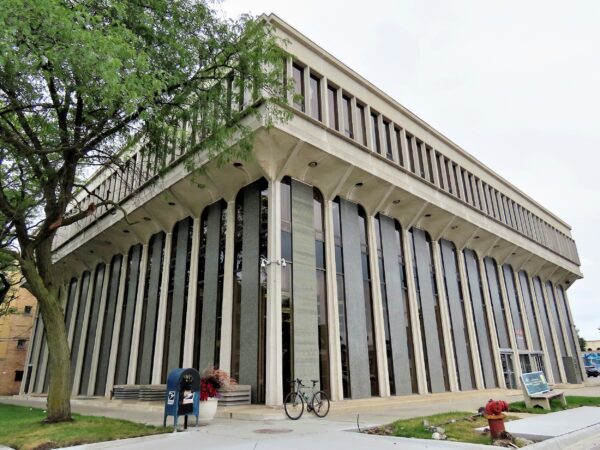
[425,146,434,183]
[17,339,26,349]
[407,134,415,172]
[416,140,426,179]
[342,95,353,138]
[332,198,350,398]
[309,74,321,121]
[24,306,32,315]
[394,127,405,166]
[356,104,367,146]
[292,63,304,112]
[370,113,381,154]
[359,207,379,396]
[327,85,338,130]
[281,177,293,397]
[14,370,23,382]
[383,121,393,161]
[314,189,330,396]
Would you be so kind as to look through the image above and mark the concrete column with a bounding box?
[37,338,48,393]
[478,257,506,389]
[127,243,149,384]
[364,105,373,150]
[390,124,400,165]
[457,250,484,390]
[399,129,410,170]
[540,281,567,383]
[152,232,173,384]
[105,253,129,396]
[321,76,330,128]
[88,265,111,396]
[72,271,95,396]
[324,199,343,401]
[265,179,283,406]
[66,278,80,348]
[513,268,534,352]
[552,284,574,360]
[366,215,390,397]
[431,240,459,392]
[527,276,555,384]
[430,148,440,186]
[401,228,427,394]
[496,262,523,388]
[560,287,587,382]
[218,201,236,372]
[183,217,201,369]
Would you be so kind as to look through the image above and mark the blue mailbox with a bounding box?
[163,368,200,429]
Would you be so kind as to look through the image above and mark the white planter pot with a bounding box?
[198,398,218,424]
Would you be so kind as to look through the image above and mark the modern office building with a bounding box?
[22,15,585,405]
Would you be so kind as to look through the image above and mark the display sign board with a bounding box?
[521,371,549,396]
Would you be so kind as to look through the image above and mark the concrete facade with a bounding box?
[23,15,585,405]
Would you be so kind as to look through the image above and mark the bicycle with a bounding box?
[284,378,330,420]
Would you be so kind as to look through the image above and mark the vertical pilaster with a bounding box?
[527,276,555,384]
[541,282,567,383]
[399,129,410,170]
[560,287,587,382]
[497,262,523,387]
[183,217,201,368]
[88,264,111,396]
[402,228,427,394]
[23,313,42,394]
[324,199,343,401]
[431,240,459,392]
[265,179,283,406]
[152,232,172,383]
[366,215,390,397]
[478,257,506,389]
[66,278,80,348]
[457,250,484,390]
[105,253,129,396]
[513,268,534,352]
[218,201,236,372]
[72,271,95,396]
[127,243,149,384]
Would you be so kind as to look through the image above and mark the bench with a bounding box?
[520,371,567,410]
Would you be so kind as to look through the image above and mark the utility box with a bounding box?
[163,368,200,429]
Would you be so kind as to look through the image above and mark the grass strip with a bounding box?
[0,403,169,450]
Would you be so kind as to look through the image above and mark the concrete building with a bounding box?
[23,15,585,405]
[1,284,37,395]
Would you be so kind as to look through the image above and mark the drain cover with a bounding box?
[253,428,293,434]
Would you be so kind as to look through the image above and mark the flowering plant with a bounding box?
[201,366,237,392]
[200,379,219,401]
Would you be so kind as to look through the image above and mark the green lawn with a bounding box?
[509,395,600,414]
[365,411,518,446]
[0,403,170,450]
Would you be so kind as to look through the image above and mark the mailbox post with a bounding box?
[163,368,200,430]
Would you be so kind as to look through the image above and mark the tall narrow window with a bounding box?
[394,127,405,166]
[314,189,330,396]
[332,198,350,398]
[358,207,379,396]
[309,74,321,121]
[370,113,380,154]
[281,178,293,397]
[407,134,416,173]
[356,104,367,146]
[383,120,393,161]
[342,95,353,138]
[425,146,434,183]
[292,63,304,112]
[327,85,338,130]
[416,140,426,179]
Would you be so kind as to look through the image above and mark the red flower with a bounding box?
[200,380,219,401]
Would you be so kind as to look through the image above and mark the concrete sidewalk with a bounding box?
[2,382,599,450]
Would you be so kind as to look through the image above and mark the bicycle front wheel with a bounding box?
[311,391,330,418]
[284,391,304,420]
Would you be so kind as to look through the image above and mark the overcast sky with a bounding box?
[219,0,600,341]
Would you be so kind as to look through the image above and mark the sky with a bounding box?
[218,0,600,341]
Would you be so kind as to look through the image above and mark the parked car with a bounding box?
[585,365,600,377]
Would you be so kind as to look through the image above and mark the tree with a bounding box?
[0,0,289,422]
[577,328,586,352]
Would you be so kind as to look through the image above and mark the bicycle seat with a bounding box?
[310,379,319,384]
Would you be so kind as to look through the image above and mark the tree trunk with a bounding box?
[21,251,72,422]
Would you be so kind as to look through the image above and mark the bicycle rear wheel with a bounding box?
[284,391,304,420]
[311,391,330,418]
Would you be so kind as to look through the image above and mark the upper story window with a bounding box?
[370,112,381,154]
[356,103,367,146]
[17,339,26,349]
[394,127,404,166]
[327,85,338,130]
[342,94,353,138]
[407,134,415,173]
[24,306,32,314]
[383,120,393,161]
[309,74,321,121]
[292,63,305,112]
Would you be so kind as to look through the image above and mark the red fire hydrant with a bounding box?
[484,399,509,439]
